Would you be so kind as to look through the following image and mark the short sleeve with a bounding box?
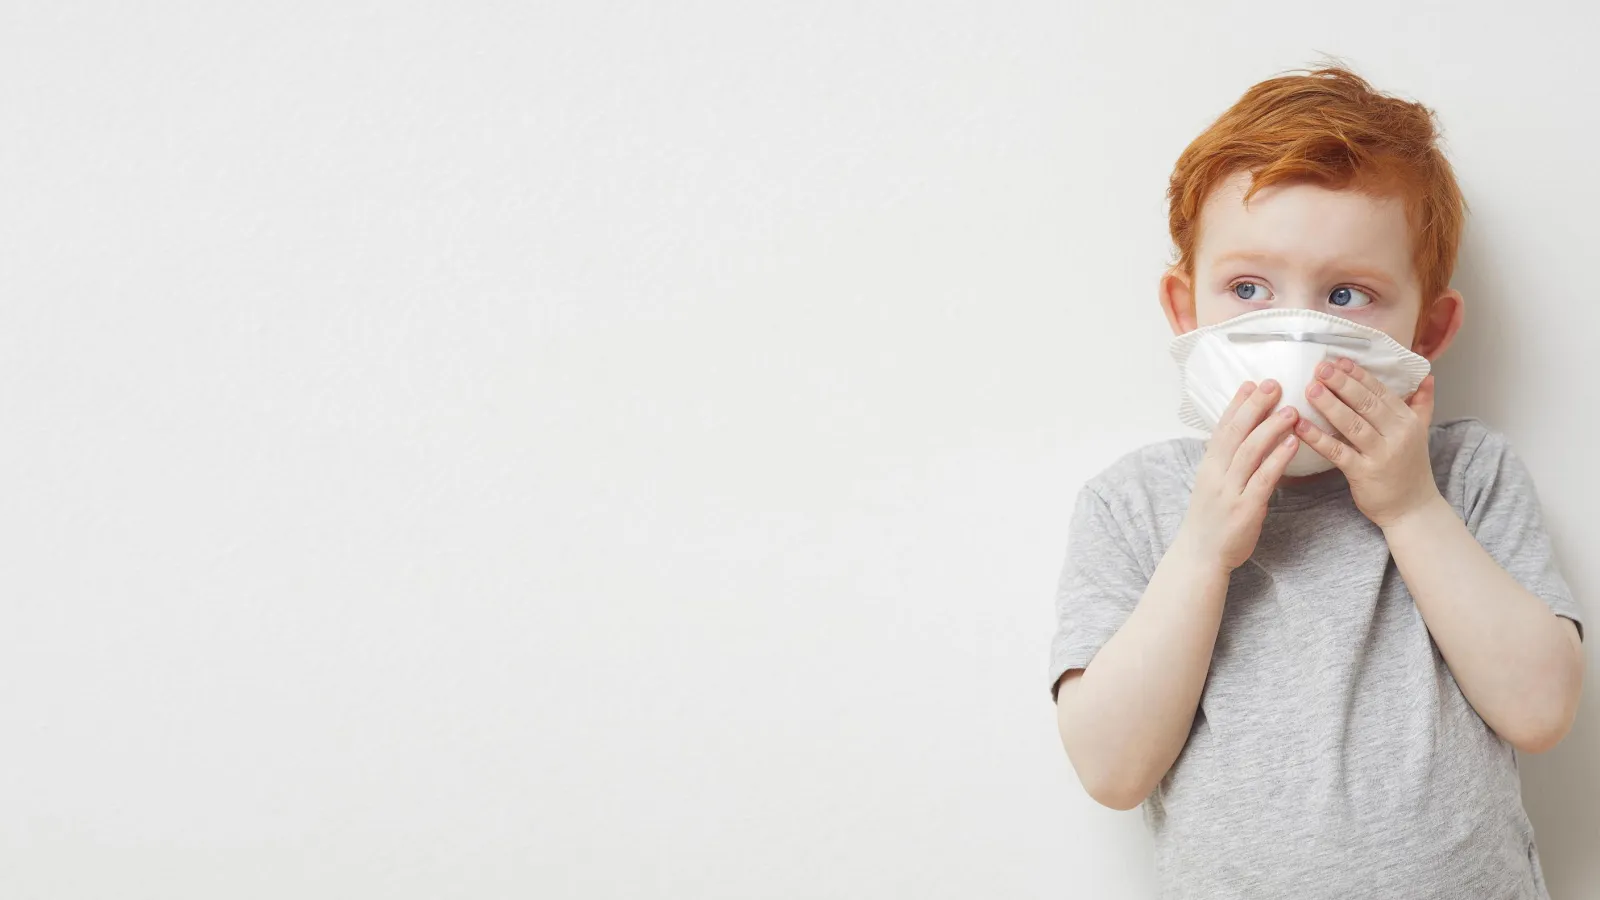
[1048,485,1152,702]
[1460,430,1585,642]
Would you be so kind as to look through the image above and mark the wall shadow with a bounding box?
[1435,228,1599,894]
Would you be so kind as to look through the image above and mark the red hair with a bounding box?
[1167,65,1467,317]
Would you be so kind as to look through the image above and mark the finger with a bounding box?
[1318,358,1399,435]
[1201,382,1257,470]
[1407,374,1437,427]
[1205,382,1256,455]
[1226,404,1299,491]
[1209,379,1279,462]
[1293,416,1359,471]
[1339,357,1412,419]
[1306,378,1379,454]
[1243,433,1299,500]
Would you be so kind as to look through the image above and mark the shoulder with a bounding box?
[1427,416,1522,475]
[1428,417,1530,510]
[1078,436,1202,517]
[1065,436,1198,568]
[1428,416,1500,462]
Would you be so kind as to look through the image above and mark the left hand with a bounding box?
[1295,358,1443,528]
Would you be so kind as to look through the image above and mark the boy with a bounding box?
[1047,65,1585,898]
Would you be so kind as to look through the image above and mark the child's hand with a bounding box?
[1295,359,1444,528]
[1175,379,1301,571]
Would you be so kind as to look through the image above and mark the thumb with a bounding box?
[1408,374,1437,425]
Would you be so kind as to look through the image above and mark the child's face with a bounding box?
[1164,169,1456,354]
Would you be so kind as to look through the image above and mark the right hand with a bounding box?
[1175,379,1300,571]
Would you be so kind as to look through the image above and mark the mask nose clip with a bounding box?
[1226,332,1372,350]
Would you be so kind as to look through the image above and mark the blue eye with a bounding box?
[1232,282,1271,302]
[1329,286,1373,308]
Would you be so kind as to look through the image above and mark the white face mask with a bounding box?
[1169,308,1432,476]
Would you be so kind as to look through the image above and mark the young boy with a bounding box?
[1047,66,1585,898]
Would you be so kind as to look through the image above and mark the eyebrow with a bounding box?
[1211,251,1403,291]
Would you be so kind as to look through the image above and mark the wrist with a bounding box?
[1169,526,1237,581]
[1378,489,1453,536]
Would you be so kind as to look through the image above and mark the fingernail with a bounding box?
[1296,419,1311,433]
[1337,357,1355,372]
[1283,434,1297,447]
[1240,382,1256,395]
[1317,362,1334,378]
[1261,379,1279,392]
[1309,382,1325,397]
[1278,406,1295,418]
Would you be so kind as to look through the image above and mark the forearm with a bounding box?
[1382,495,1584,752]
[1057,534,1231,809]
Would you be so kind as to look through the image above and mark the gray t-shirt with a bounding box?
[1047,417,1585,899]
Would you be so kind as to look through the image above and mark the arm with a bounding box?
[1381,497,1582,753]
[1055,379,1301,809]
[1054,535,1231,810]
[1297,360,1585,754]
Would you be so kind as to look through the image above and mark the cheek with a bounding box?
[1194,292,1253,327]
[1384,324,1418,349]
[1363,304,1419,347]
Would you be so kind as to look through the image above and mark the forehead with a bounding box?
[1195,170,1416,286]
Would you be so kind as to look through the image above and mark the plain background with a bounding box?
[2,2,1595,898]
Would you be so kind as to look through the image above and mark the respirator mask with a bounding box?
[1169,308,1431,476]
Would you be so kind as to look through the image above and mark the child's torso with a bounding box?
[1141,489,1544,899]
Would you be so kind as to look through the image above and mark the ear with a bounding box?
[1159,266,1198,336]
[1411,289,1463,360]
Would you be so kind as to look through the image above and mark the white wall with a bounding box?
[2,2,1595,898]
